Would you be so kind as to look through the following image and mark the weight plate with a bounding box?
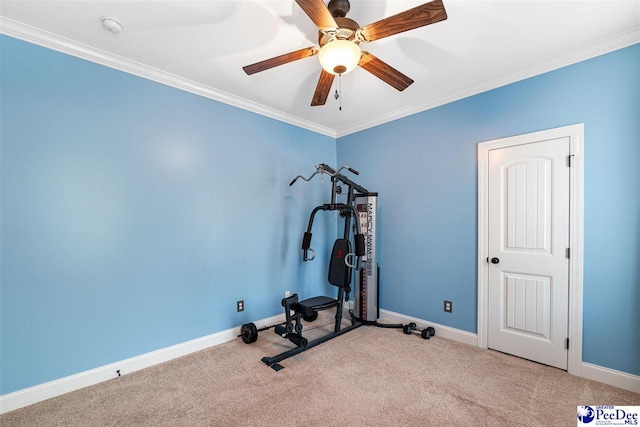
[240,324,251,343]
[403,325,413,334]
[427,326,435,337]
[241,323,258,344]
[421,328,431,339]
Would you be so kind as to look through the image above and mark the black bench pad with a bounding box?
[297,296,338,312]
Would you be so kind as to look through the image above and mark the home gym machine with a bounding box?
[238,164,407,370]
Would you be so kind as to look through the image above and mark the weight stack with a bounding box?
[355,193,378,322]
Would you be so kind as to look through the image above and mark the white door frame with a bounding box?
[477,124,584,376]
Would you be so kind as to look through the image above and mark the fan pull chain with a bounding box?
[334,74,342,111]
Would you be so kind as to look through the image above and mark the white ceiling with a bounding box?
[1,1,639,137]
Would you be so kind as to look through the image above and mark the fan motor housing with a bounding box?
[318,17,360,47]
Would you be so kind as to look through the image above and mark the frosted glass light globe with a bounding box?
[318,40,361,75]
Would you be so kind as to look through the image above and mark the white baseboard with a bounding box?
[379,309,478,347]
[0,313,284,415]
[3,311,637,414]
[379,309,640,394]
[581,362,640,394]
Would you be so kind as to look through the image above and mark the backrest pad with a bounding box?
[328,238,352,287]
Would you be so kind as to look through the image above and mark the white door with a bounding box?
[487,137,570,370]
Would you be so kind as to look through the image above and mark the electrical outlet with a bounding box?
[444,300,452,313]
[285,290,290,298]
[237,300,244,312]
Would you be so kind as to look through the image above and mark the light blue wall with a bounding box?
[337,44,640,376]
[1,34,638,397]
[0,35,337,394]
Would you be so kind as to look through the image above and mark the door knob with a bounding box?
[491,257,500,264]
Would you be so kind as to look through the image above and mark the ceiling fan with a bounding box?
[243,0,448,106]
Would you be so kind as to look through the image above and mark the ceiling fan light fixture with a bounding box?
[318,39,361,75]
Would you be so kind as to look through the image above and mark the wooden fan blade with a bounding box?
[295,0,338,31]
[311,70,335,106]
[243,47,318,75]
[360,0,447,42]
[358,52,414,91]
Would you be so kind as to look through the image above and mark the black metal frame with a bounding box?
[261,164,402,370]
[261,322,362,371]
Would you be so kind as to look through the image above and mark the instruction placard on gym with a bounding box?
[577,406,639,426]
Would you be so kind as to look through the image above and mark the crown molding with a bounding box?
[2,16,637,140]
[0,17,337,138]
[336,28,640,138]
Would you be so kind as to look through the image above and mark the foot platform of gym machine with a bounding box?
[260,321,362,371]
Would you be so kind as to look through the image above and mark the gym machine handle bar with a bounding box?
[344,253,358,269]
[289,164,359,186]
[304,247,316,261]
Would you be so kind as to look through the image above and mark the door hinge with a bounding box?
[566,338,570,350]
[566,248,570,259]
[568,154,575,167]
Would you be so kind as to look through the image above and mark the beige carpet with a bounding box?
[2,315,638,426]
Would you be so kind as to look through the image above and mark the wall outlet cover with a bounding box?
[444,301,452,313]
